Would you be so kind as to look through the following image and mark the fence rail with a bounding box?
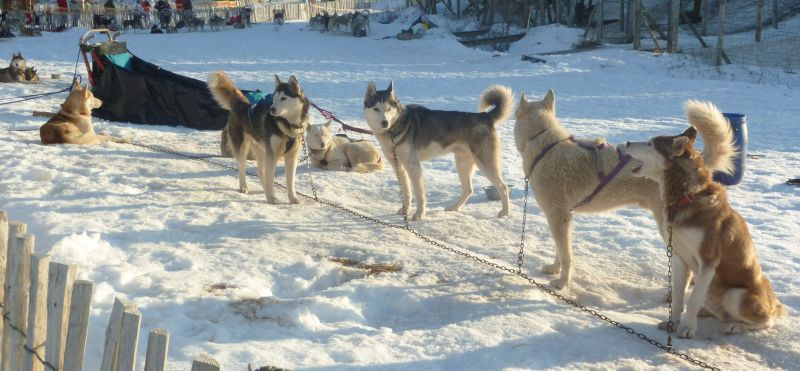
[0,210,221,371]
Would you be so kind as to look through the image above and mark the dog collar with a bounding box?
[667,193,695,222]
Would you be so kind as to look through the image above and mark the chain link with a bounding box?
[666,225,675,348]
[518,178,530,273]
[389,137,409,228]
[299,129,319,201]
[1,304,59,371]
[125,140,720,370]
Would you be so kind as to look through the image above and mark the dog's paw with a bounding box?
[542,263,561,275]
[411,211,425,221]
[497,208,509,218]
[266,196,279,204]
[657,320,679,332]
[720,322,744,335]
[549,278,568,290]
[677,324,696,339]
[396,206,408,216]
[445,204,461,212]
[289,195,301,204]
[239,187,249,194]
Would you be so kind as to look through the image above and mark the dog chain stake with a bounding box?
[300,128,320,201]
[517,177,530,273]
[389,137,409,228]
[666,224,675,349]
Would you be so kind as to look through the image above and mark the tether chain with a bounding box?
[666,225,675,348]
[1,305,59,371]
[122,140,719,370]
[517,178,530,273]
[389,137,409,227]
[299,129,319,201]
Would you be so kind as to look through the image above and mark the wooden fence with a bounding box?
[0,210,220,371]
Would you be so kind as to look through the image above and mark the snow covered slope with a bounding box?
[0,20,798,370]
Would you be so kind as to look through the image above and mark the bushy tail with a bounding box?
[479,85,514,126]
[351,162,384,173]
[207,71,249,111]
[684,100,736,175]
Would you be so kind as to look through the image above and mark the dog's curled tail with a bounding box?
[207,71,249,111]
[684,100,736,175]
[479,85,514,126]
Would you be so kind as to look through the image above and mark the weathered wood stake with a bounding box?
[24,254,51,371]
[63,280,93,371]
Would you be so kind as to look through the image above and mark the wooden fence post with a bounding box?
[100,298,137,371]
[7,234,33,371]
[756,0,765,42]
[116,309,142,371]
[633,0,641,49]
[0,211,7,359]
[144,328,170,371]
[701,0,708,35]
[191,355,220,371]
[45,262,77,371]
[63,280,93,371]
[773,0,778,28]
[1,220,26,371]
[597,0,604,43]
[716,0,726,66]
[668,0,679,52]
[24,254,51,371]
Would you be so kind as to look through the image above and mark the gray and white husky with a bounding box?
[364,81,514,220]
[0,53,26,83]
[208,71,309,204]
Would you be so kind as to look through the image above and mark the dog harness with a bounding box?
[667,193,695,222]
[525,131,632,210]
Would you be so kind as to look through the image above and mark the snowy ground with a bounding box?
[1,17,799,371]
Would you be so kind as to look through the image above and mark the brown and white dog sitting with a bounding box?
[626,100,784,338]
[40,80,120,145]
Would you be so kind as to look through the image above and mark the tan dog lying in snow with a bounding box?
[39,80,122,145]
[305,120,383,173]
[626,101,784,338]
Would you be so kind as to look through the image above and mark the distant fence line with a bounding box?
[19,0,375,29]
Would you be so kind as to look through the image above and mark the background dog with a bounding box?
[40,80,120,145]
[306,120,383,173]
[626,101,784,338]
[208,71,309,204]
[514,90,736,289]
[0,52,26,83]
[364,81,513,220]
[24,66,39,83]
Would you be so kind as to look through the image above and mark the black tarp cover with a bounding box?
[90,52,228,130]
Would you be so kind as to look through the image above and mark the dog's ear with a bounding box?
[324,119,332,128]
[681,126,698,146]
[365,81,376,102]
[517,93,529,115]
[274,75,282,88]
[387,80,395,98]
[71,79,80,90]
[671,136,691,157]
[542,89,556,113]
[288,75,302,93]
[83,84,91,97]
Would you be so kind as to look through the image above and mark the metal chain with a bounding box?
[299,129,319,201]
[389,137,409,227]
[666,225,675,348]
[517,178,530,273]
[124,140,719,370]
[1,304,59,371]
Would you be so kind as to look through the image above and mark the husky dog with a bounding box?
[364,81,513,220]
[306,120,383,173]
[626,100,784,338]
[24,66,39,83]
[40,80,120,145]
[208,71,309,204]
[514,90,736,289]
[209,14,225,31]
[0,53,26,83]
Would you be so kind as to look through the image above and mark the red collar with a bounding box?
[667,194,694,222]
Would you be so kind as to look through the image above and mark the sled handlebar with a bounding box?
[80,29,117,46]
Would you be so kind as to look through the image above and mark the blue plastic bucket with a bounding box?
[712,113,747,186]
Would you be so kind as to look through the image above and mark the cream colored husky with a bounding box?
[514,90,736,289]
[306,120,383,173]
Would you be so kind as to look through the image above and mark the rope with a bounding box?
[122,139,719,370]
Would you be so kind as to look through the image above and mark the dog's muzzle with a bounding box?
[270,107,277,115]
[381,120,389,128]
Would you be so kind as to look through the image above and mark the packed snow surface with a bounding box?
[0,16,798,371]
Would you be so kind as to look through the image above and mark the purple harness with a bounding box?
[525,133,632,210]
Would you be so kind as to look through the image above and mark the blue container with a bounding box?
[712,113,747,186]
